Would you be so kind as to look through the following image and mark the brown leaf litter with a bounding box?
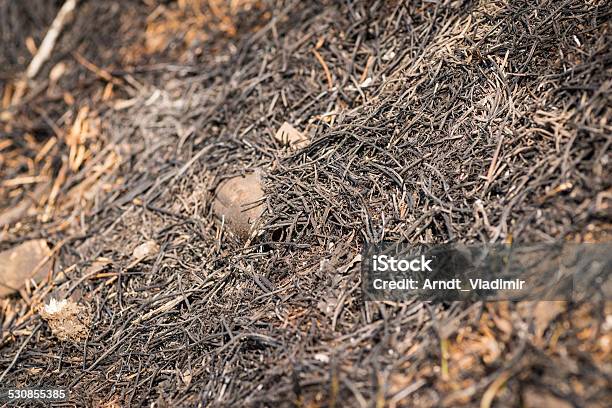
[0,239,52,298]
[274,122,310,150]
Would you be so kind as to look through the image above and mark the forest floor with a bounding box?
[0,0,610,406]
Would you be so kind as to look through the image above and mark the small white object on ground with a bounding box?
[40,297,90,343]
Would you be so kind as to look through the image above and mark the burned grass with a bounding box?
[1,0,611,406]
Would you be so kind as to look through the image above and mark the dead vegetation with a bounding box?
[0,0,610,406]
